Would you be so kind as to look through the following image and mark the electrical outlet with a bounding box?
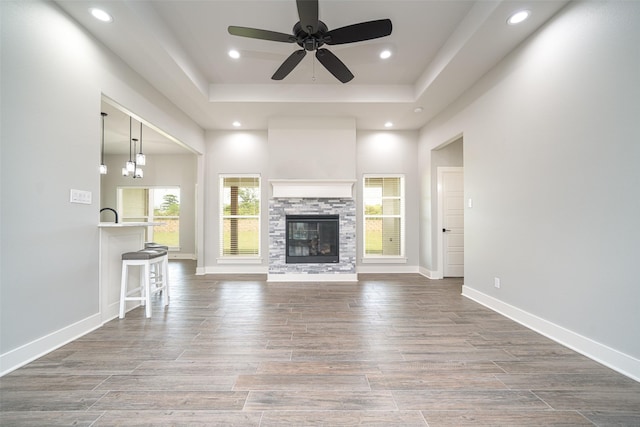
[70,189,92,205]
[494,277,501,289]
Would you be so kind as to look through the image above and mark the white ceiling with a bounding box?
[100,100,193,155]
[57,0,568,153]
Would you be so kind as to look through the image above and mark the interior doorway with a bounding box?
[438,167,464,277]
[432,136,464,278]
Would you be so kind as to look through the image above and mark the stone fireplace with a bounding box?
[268,180,357,281]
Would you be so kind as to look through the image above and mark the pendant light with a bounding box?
[123,116,135,175]
[136,121,146,166]
[99,112,108,174]
[132,138,143,178]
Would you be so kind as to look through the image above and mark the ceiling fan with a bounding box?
[228,0,392,83]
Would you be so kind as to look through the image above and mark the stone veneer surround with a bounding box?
[268,198,356,280]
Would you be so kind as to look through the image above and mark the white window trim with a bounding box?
[117,186,181,250]
[361,256,407,264]
[217,257,263,264]
[362,174,406,261]
[219,174,261,259]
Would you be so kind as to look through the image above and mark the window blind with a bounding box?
[363,176,404,257]
[220,176,261,256]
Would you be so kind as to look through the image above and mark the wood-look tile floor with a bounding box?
[2,260,639,426]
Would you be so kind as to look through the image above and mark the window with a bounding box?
[220,175,260,257]
[363,175,405,258]
[118,187,180,248]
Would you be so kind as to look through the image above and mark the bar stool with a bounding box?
[145,242,168,250]
[119,249,169,319]
[144,242,169,288]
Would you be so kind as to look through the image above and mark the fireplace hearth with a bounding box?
[286,215,339,263]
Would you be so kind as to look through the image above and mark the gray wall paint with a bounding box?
[268,117,357,180]
[100,153,198,257]
[0,1,204,361]
[432,138,463,167]
[204,131,270,270]
[1,1,101,353]
[419,1,640,359]
[204,130,421,271]
[356,131,420,268]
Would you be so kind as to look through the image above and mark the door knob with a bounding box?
[443,228,451,232]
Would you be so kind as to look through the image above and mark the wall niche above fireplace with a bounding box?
[286,215,339,264]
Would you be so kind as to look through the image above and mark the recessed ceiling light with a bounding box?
[380,50,392,59]
[232,121,241,127]
[414,107,423,113]
[507,10,530,25]
[89,8,113,23]
[384,121,393,128]
[228,49,240,59]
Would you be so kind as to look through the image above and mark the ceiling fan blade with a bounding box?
[324,19,392,45]
[228,26,295,43]
[315,48,354,83]
[272,49,307,80]
[296,0,319,34]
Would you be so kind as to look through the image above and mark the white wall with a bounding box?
[203,129,421,274]
[0,1,204,373]
[356,131,420,271]
[419,1,640,379]
[268,117,357,180]
[101,153,198,258]
[203,130,270,273]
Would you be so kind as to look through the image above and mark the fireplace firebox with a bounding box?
[286,215,339,263]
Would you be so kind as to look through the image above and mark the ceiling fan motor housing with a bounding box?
[294,21,328,51]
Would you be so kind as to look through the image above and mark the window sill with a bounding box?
[361,257,407,264]
[217,257,263,264]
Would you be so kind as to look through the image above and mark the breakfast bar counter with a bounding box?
[98,222,164,322]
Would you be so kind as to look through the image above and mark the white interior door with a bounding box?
[441,168,464,277]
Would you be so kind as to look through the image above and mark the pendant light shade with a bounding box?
[127,138,137,173]
[136,122,146,166]
[124,117,134,175]
[132,138,143,179]
[99,112,108,174]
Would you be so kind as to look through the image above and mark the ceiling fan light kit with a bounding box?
[228,0,392,83]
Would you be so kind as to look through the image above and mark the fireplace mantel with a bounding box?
[270,179,356,199]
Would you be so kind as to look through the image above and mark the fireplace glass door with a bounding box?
[286,215,339,263]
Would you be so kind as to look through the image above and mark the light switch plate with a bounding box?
[70,189,92,204]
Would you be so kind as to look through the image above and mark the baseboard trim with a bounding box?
[418,266,441,279]
[0,313,102,377]
[202,265,269,275]
[357,265,419,274]
[169,253,196,260]
[462,285,640,382]
[267,273,358,282]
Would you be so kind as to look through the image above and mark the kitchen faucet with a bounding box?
[100,207,119,223]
